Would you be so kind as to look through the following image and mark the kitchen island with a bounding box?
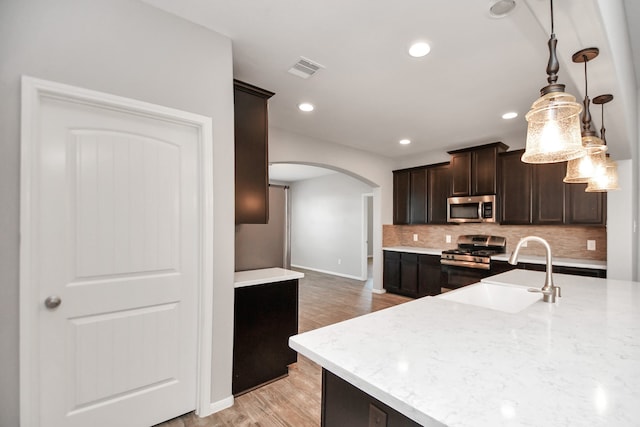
[289,269,640,426]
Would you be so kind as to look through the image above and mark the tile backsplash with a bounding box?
[383,223,606,261]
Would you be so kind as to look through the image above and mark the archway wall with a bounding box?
[269,127,395,291]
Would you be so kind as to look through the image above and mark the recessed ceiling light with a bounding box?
[399,139,411,145]
[489,0,517,18]
[408,42,431,58]
[502,112,518,119]
[298,103,314,112]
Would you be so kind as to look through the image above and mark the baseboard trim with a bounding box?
[291,264,365,281]
[202,395,234,417]
[371,288,387,295]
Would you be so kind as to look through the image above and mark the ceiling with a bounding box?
[143,0,638,178]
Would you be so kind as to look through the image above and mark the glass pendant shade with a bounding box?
[523,91,584,163]
[586,156,620,192]
[563,143,607,183]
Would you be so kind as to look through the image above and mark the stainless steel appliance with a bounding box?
[446,194,496,223]
[440,235,506,289]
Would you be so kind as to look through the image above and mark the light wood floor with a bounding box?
[157,267,411,427]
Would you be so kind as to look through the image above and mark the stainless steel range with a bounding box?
[440,235,507,289]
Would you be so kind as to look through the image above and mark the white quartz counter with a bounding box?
[234,267,304,288]
[289,270,639,426]
[383,246,607,270]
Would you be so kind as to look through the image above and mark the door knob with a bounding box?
[44,296,62,309]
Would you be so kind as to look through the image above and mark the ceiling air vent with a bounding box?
[288,57,325,79]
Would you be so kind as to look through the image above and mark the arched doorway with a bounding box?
[269,162,382,291]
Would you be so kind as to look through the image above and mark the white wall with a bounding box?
[367,195,374,257]
[607,159,634,280]
[290,174,373,279]
[0,1,236,424]
[269,127,395,292]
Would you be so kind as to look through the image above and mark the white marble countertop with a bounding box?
[289,270,640,426]
[234,267,304,288]
[383,246,607,270]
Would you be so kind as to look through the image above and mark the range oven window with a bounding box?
[441,264,492,289]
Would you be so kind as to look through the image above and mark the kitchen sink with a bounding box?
[438,282,542,314]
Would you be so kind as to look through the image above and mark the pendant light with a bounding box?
[586,94,620,192]
[564,48,607,183]
[522,0,584,164]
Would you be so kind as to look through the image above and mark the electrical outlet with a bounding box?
[338,258,342,265]
[445,235,451,243]
[587,240,596,251]
[413,233,418,242]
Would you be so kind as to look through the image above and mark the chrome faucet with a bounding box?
[508,236,561,303]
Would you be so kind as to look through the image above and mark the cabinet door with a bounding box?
[532,162,565,224]
[490,260,518,275]
[383,251,401,291]
[409,168,428,224]
[393,170,411,225]
[418,254,442,296]
[234,80,274,224]
[233,280,298,395]
[565,182,606,225]
[427,164,451,224]
[400,252,419,295]
[499,150,532,224]
[450,152,471,196]
[473,146,499,195]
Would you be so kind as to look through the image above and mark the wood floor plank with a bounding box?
[156,267,411,427]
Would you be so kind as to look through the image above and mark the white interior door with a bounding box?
[22,80,206,427]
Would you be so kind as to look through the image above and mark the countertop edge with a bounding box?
[234,267,304,288]
[289,335,443,427]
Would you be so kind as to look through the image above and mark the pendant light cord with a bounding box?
[584,58,588,96]
[581,55,594,134]
[550,0,555,35]
[600,103,606,145]
[543,0,561,89]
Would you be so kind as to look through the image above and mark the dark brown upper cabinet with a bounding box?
[409,168,429,224]
[499,149,606,226]
[427,163,451,224]
[393,163,450,225]
[499,150,532,224]
[393,169,411,225]
[448,142,508,196]
[565,182,606,225]
[234,80,274,224]
[532,161,566,225]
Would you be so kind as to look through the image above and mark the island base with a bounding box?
[322,369,423,427]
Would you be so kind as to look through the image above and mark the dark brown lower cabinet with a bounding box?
[418,254,443,295]
[232,279,298,395]
[322,369,422,427]
[385,252,606,299]
[491,260,606,278]
[383,251,441,297]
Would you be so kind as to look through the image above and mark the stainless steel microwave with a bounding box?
[447,195,496,223]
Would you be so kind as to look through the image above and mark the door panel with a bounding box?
[36,94,198,427]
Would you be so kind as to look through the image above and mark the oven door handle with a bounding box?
[440,259,491,270]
